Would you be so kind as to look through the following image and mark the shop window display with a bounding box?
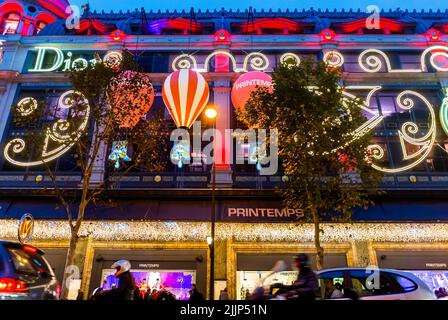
[408,271,448,297]
[101,269,195,300]
[237,271,297,300]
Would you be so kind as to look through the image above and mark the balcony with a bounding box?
[1,171,448,192]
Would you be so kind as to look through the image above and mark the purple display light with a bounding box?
[102,270,194,300]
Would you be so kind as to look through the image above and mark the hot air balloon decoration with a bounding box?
[162,69,210,128]
[109,70,155,128]
[231,71,273,111]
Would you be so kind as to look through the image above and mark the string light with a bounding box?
[1,220,448,243]
[4,90,90,167]
[16,97,38,116]
[323,50,344,68]
[440,88,448,136]
[280,53,301,66]
[371,90,437,173]
[421,45,448,72]
[172,50,270,72]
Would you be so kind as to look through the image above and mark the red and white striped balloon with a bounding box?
[162,69,210,128]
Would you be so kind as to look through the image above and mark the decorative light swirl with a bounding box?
[172,51,270,72]
[4,90,90,167]
[280,53,301,66]
[16,97,38,116]
[396,91,434,143]
[367,144,385,160]
[243,52,270,71]
[358,49,390,73]
[323,50,344,68]
[440,88,448,136]
[103,51,123,68]
[51,120,72,141]
[372,90,436,173]
[171,54,198,71]
[421,46,448,72]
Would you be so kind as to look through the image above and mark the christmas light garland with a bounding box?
[1,220,448,243]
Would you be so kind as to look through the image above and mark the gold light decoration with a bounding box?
[4,90,90,167]
[1,220,448,243]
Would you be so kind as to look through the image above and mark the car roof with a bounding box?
[318,267,412,274]
[317,267,430,285]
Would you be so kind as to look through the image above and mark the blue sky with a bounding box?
[69,0,448,12]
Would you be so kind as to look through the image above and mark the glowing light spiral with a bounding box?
[16,97,38,116]
[244,52,270,71]
[323,50,344,68]
[280,53,301,66]
[4,90,90,167]
[371,90,436,173]
[171,54,198,71]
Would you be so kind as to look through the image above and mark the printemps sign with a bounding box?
[28,47,123,73]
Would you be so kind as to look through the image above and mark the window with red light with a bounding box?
[35,21,47,35]
[1,12,21,35]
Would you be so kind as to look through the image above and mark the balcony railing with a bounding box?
[1,171,448,191]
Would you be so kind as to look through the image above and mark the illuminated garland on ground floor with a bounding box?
[0,220,447,243]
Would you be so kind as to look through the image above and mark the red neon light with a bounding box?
[214,28,231,43]
[149,18,202,33]
[426,28,441,41]
[76,18,116,35]
[332,17,414,34]
[321,28,335,41]
[110,29,126,41]
[37,0,71,19]
[236,18,303,34]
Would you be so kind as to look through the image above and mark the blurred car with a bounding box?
[317,268,436,300]
[0,241,60,300]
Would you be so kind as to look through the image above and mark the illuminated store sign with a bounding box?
[28,47,122,73]
[227,208,304,220]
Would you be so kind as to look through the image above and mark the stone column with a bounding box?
[350,241,377,267]
[211,51,233,187]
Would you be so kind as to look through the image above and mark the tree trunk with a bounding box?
[60,229,80,300]
[313,210,324,271]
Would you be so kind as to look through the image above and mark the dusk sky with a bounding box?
[69,0,448,12]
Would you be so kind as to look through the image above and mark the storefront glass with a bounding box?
[101,269,196,300]
[236,271,297,300]
[408,270,448,295]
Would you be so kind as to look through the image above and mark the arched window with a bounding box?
[1,12,21,35]
[35,21,47,34]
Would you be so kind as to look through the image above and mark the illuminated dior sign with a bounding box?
[28,47,122,73]
[228,208,304,219]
